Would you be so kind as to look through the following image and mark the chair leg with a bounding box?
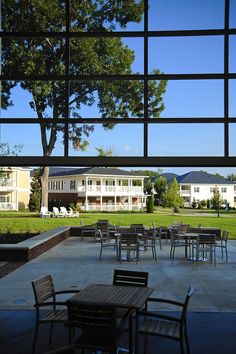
[225,246,228,262]
[184,324,190,354]
[49,322,54,345]
[99,246,102,260]
[180,339,185,354]
[32,322,39,354]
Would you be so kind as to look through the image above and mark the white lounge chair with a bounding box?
[39,207,51,218]
[52,207,65,218]
[68,207,79,217]
[60,206,71,217]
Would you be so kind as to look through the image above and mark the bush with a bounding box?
[146,195,154,213]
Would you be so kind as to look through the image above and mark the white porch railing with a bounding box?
[78,186,143,194]
[0,202,17,210]
[86,203,144,211]
[0,179,17,190]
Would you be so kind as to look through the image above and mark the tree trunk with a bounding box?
[40,166,49,209]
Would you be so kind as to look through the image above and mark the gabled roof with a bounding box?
[49,167,146,178]
[176,171,234,185]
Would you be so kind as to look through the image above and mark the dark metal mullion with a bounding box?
[224,0,230,157]
[143,0,148,157]
[64,0,70,157]
[2,117,236,124]
[1,156,236,168]
[2,73,236,81]
[2,28,236,38]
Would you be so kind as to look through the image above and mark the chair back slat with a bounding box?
[113,269,148,287]
[32,274,55,304]
[198,234,216,244]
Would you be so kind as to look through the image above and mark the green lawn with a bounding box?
[0,210,236,238]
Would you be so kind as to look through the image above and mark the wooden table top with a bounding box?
[67,284,154,310]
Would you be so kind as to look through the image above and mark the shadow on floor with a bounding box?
[0,310,236,354]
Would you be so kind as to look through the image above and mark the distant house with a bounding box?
[160,171,236,208]
[48,167,147,211]
[0,167,31,210]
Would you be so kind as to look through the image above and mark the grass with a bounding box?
[0,210,236,238]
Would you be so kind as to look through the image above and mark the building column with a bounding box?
[15,170,19,211]
[114,178,117,211]
[85,177,88,211]
[100,177,103,211]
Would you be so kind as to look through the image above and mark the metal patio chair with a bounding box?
[136,285,194,354]
[31,274,79,353]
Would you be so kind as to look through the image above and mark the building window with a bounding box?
[234,186,236,191]
[221,187,227,193]
[234,197,236,202]
[181,185,190,191]
[82,180,85,186]
[194,187,200,193]
[70,180,76,190]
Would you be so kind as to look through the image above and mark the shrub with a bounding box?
[146,195,154,213]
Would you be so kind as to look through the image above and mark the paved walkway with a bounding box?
[0,238,236,312]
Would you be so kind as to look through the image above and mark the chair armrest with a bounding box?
[147,297,184,307]
[138,310,181,323]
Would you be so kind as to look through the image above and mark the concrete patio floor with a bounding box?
[0,238,236,354]
[0,237,236,311]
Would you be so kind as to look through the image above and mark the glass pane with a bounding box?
[0,81,66,119]
[149,36,224,74]
[229,124,236,156]
[149,80,224,118]
[70,81,144,118]
[1,1,66,32]
[0,123,64,156]
[229,36,236,73]
[70,0,144,32]
[230,0,236,28]
[229,80,236,117]
[68,124,143,156]
[2,39,65,76]
[148,123,224,156]
[70,38,143,75]
[148,0,224,30]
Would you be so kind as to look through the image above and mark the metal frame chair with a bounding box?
[136,285,194,354]
[118,233,140,263]
[98,229,118,260]
[31,274,79,353]
[215,230,229,262]
[192,234,217,266]
[67,302,129,354]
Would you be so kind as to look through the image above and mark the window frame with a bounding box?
[1,0,236,168]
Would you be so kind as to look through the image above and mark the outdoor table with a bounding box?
[67,283,154,353]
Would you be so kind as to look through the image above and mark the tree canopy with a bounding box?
[162,178,183,212]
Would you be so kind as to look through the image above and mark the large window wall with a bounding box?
[0,0,236,167]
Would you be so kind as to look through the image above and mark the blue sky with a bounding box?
[1,0,236,177]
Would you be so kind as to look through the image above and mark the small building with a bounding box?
[48,167,147,211]
[161,171,236,208]
[0,167,31,210]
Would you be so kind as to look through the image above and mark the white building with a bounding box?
[162,171,236,208]
[48,167,147,211]
[0,167,31,210]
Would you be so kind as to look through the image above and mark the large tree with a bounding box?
[162,178,183,213]
[2,0,167,208]
[211,186,224,217]
[154,175,167,205]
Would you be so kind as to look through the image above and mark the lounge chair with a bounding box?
[52,207,65,218]
[39,207,51,218]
